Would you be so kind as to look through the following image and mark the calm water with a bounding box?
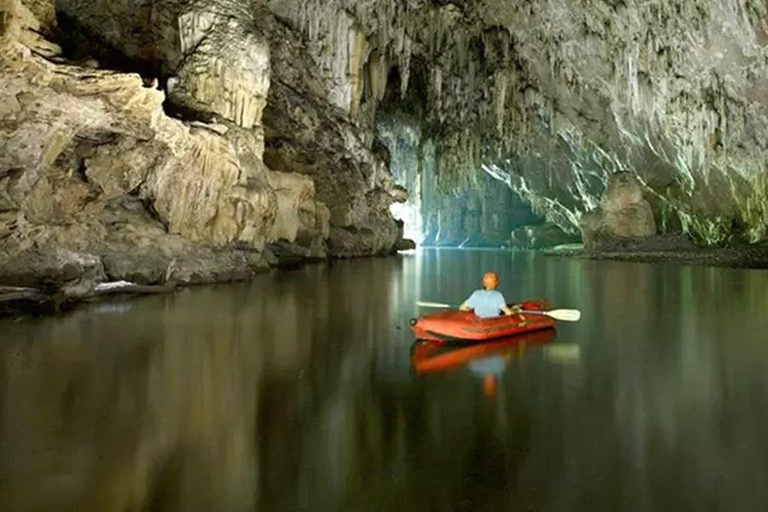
[2,249,768,511]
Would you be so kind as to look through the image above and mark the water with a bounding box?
[2,249,768,511]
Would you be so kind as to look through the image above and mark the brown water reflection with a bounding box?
[2,250,768,511]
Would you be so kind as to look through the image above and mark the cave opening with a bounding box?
[53,2,214,124]
[375,62,427,245]
[54,6,167,84]
[373,56,545,249]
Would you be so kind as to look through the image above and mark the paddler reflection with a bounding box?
[410,329,558,397]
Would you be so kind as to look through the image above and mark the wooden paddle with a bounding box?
[416,301,582,322]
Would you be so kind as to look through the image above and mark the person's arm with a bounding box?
[498,293,521,316]
[500,304,522,316]
[460,292,476,312]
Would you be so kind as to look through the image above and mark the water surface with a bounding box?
[2,249,768,511]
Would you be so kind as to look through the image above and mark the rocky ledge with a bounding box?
[546,239,768,270]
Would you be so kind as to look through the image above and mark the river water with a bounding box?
[2,249,768,511]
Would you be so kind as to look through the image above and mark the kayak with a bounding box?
[409,299,556,342]
[410,328,557,375]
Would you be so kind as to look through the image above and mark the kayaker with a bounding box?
[459,271,520,318]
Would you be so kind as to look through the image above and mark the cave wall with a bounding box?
[0,0,409,297]
[5,0,768,298]
[420,173,542,248]
[54,0,408,257]
[268,0,768,247]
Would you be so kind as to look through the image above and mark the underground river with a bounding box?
[2,249,768,511]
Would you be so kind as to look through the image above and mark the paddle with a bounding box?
[416,301,582,322]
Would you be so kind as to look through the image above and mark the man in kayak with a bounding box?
[459,271,520,318]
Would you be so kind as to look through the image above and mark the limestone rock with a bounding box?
[394,238,416,251]
[175,10,269,129]
[269,0,768,247]
[0,246,105,290]
[0,0,331,301]
[140,123,276,249]
[163,250,258,286]
[255,9,408,256]
[266,239,323,266]
[0,38,276,252]
[101,250,173,285]
[56,0,406,259]
[580,173,657,250]
[19,0,55,34]
[85,138,161,198]
[265,170,329,255]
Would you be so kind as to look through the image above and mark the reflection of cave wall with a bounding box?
[0,290,261,510]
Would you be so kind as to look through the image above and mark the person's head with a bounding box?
[482,271,499,290]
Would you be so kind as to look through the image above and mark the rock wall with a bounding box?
[267,0,768,248]
[1,0,337,290]
[55,0,407,258]
[420,163,542,249]
[0,0,408,303]
[6,0,768,301]
[259,12,406,257]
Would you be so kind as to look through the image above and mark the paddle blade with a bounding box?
[417,301,454,309]
[544,309,581,322]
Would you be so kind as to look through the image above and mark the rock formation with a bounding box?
[0,0,407,307]
[4,0,768,306]
[580,173,657,250]
[268,0,768,247]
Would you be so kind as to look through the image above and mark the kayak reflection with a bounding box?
[410,328,557,376]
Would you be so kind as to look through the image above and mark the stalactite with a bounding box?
[368,51,389,102]
[398,34,411,98]
[494,72,508,136]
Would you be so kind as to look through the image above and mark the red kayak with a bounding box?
[410,328,557,374]
[409,299,556,342]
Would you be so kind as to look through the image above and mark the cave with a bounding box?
[5,1,768,509]
[4,0,768,297]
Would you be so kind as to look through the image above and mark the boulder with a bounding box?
[0,246,104,292]
[394,238,417,251]
[580,173,657,250]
